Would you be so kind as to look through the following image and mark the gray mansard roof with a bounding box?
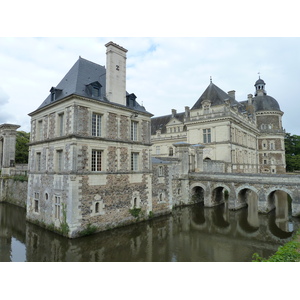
[35,57,150,114]
[191,82,241,110]
[151,112,185,135]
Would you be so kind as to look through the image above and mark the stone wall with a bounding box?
[0,177,28,208]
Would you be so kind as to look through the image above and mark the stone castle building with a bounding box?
[27,42,154,237]
[26,42,287,238]
[151,78,286,174]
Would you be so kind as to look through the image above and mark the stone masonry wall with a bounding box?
[0,178,27,208]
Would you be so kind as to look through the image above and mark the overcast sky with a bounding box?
[0,36,299,134]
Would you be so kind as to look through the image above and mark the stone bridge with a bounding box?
[187,172,300,217]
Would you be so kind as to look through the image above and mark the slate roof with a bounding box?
[191,82,241,110]
[252,95,281,112]
[151,112,185,135]
[35,57,150,114]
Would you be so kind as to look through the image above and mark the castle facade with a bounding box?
[26,42,286,237]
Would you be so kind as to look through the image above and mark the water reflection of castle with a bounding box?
[0,202,297,262]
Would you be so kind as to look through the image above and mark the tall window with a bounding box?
[92,150,102,171]
[57,150,63,172]
[131,152,139,171]
[38,120,43,141]
[55,196,61,219]
[92,113,102,137]
[36,152,41,171]
[169,147,174,156]
[156,146,160,155]
[34,192,39,213]
[58,113,64,136]
[131,121,138,141]
[203,128,211,143]
[158,166,163,176]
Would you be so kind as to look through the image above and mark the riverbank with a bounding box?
[253,228,300,262]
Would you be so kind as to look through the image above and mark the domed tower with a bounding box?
[252,77,286,174]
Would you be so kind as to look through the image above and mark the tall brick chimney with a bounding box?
[105,41,128,106]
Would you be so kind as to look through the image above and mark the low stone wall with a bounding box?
[0,177,28,208]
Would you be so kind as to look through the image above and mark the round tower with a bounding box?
[252,78,286,174]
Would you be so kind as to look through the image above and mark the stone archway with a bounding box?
[190,182,206,204]
[210,184,231,207]
[236,186,259,228]
[266,188,293,232]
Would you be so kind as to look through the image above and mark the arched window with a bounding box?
[95,202,99,213]
[159,194,163,202]
[169,147,174,156]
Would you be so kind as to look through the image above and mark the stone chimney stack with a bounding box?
[248,94,253,105]
[185,106,190,116]
[105,41,128,106]
[228,90,236,100]
[172,109,177,118]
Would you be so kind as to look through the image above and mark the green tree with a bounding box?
[285,133,300,172]
[15,131,30,164]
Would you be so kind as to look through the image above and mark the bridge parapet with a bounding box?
[188,172,300,217]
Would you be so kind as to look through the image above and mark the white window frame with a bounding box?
[92,113,102,137]
[131,152,139,171]
[131,120,138,141]
[91,149,103,172]
[203,128,211,143]
[54,195,61,219]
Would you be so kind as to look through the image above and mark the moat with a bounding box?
[1,201,299,262]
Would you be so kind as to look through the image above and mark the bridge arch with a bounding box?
[236,185,259,207]
[190,182,206,204]
[210,183,231,206]
[263,186,294,224]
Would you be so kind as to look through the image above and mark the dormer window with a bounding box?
[92,86,100,97]
[50,87,62,102]
[51,92,56,102]
[86,81,102,98]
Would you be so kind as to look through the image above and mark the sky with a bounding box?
[1,36,300,134]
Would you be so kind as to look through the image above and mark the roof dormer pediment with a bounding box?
[166,117,183,127]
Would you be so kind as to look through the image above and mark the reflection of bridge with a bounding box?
[188,172,300,216]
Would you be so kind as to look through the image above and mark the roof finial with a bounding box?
[258,72,260,79]
[210,76,212,84]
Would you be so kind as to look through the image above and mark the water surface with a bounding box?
[0,202,298,262]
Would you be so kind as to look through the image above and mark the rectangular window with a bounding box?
[92,113,102,137]
[131,121,138,141]
[158,166,163,176]
[34,192,39,213]
[36,152,41,171]
[55,196,61,219]
[203,128,211,143]
[57,150,63,172]
[92,87,100,97]
[38,120,43,141]
[91,150,102,171]
[58,113,64,137]
[156,146,160,155]
[131,152,139,171]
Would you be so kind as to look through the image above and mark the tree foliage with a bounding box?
[285,133,300,172]
[15,131,30,164]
